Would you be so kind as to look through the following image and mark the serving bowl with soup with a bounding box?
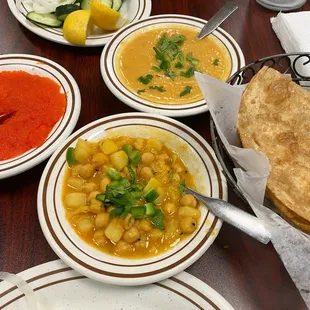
[101,15,245,117]
[38,113,227,285]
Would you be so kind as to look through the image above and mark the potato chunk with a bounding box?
[99,139,118,155]
[65,193,87,208]
[105,220,124,243]
[110,150,128,171]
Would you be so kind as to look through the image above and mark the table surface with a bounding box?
[0,0,309,309]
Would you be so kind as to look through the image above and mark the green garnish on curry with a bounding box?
[137,33,202,97]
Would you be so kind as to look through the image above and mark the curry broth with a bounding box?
[116,25,232,105]
[62,136,199,259]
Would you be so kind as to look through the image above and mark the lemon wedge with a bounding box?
[63,10,93,46]
[90,0,127,31]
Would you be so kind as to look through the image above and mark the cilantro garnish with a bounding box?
[186,52,199,66]
[213,58,220,66]
[175,62,183,69]
[152,66,161,72]
[138,74,153,85]
[180,67,195,78]
[150,209,165,230]
[180,86,192,97]
[149,85,165,92]
[178,183,186,194]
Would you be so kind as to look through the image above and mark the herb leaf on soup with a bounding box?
[180,67,195,78]
[186,52,199,66]
[149,85,165,92]
[165,69,177,80]
[213,58,220,66]
[138,74,153,85]
[175,62,183,69]
[137,89,146,94]
[180,86,192,97]
[152,66,161,72]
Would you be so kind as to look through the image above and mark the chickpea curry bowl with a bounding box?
[38,114,226,285]
[64,136,201,258]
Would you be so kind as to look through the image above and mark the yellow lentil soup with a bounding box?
[62,136,201,258]
[116,24,232,105]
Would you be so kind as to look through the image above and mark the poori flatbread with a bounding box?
[237,66,310,233]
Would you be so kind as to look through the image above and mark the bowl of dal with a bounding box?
[100,14,245,117]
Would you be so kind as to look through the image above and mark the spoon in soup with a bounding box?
[0,111,15,125]
[198,1,238,39]
[185,187,271,244]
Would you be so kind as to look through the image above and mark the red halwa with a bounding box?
[0,71,66,160]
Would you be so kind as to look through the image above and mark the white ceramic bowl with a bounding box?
[37,112,227,286]
[0,54,81,180]
[7,0,152,46]
[101,14,245,117]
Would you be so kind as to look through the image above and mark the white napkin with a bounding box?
[271,12,310,77]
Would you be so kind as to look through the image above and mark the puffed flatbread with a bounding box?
[237,66,310,233]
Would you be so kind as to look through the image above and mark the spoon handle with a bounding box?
[185,188,271,244]
[198,1,238,39]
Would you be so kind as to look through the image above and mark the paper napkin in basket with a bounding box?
[271,12,310,77]
[195,72,310,307]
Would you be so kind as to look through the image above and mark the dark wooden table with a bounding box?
[0,0,308,309]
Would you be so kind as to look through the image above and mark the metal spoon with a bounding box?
[185,187,271,244]
[0,111,15,125]
[198,1,238,39]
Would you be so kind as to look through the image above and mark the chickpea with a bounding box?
[107,206,115,213]
[158,154,170,163]
[90,198,103,209]
[141,152,155,165]
[92,153,109,168]
[180,194,197,208]
[171,173,181,184]
[123,214,135,230]
[93,230,108,246]
[114,240,133,256]
[178,206,201,219]
[173,163,184,174]
[163,202,176,215]
[82,182,97,193]
[133,138,144,151]
[141,167,153,179]
[79,164,95,179]
[71,164,82,177]
[180,217,197,233]
[95,213,110,229]
[135,240,147,250]
[139,219,152,232]
[88,191,101,201]
[89,204,102,214]
[149,228,164,240]
[100,177,111,192]
[123,227,140,243]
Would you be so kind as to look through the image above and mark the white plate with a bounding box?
[0,54,81,180]
[0,259,235,310]
[37,113,227,286]
[100,14,245,117]
[7,0,152,47]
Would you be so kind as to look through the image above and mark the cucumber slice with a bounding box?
[81,0,92,10]
[81,0,112,10]
[100,0,113,7]
[26,12,63,27]
[112,0,122,11]
[55,4,80,21]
